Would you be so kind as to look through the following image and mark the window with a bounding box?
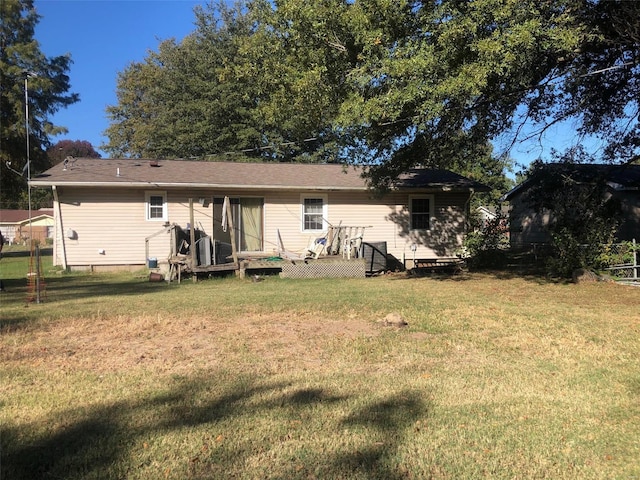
[302,196,327,232]
[146,191,167,221]
[410,195,434,230]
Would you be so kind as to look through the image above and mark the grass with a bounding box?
[1,251,639,479]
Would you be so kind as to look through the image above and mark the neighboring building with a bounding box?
[0,209,54,245]
[502,163,640,247]
[475,205,509,231]
[30,158,489,272]
[476,206,497,229]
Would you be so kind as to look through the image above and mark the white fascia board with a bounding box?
[29,181,367,191]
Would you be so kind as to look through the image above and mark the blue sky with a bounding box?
[34,0,595,170]
[35,0,203,155]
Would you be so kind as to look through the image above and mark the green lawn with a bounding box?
[1,252,639,479]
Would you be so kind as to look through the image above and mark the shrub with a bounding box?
[464,210,510,268]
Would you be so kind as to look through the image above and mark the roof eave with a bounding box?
[29,181,369,191]
[31,181,489,193]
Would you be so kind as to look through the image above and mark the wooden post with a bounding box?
[35,245,41,304]
[189,198,196,282]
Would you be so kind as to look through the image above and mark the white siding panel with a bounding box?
[56,188,232,268]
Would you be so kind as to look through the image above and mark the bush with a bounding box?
[596,240,639,269]
[522,161,623,278]
[464,211,510,269]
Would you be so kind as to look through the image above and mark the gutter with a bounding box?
[30,181,368,191]
[30,180,482,193]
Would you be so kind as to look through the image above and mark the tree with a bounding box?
[259,0,638,182]
[104,1,640,188]
[103,1,350,162]
[0,0,78,209]
[46,139,101,165]
[103,2,263,159]
[524,158,622,277]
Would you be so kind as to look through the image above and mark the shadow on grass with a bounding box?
[331,392,426,480]
[1,374,429,479]
[43,274,171,301]
[0,273,173,331]
[386,249,565,285]
[387,247,574,285]
[1,272,166,300]
[0,247,53,258]
[388,268,562,285]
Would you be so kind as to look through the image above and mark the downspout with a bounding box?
[52,186,68,270]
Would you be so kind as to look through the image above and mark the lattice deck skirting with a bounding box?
[280,259,366,278]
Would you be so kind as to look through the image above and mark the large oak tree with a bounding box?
[103,1,350,162]
[103,0,639,189]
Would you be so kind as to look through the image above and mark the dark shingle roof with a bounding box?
[0,209,53,223]
[30,159,489,192]
[503,163,640,201]
[396,169,490,190]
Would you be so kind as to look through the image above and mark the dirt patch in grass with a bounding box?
[2,312,382,375]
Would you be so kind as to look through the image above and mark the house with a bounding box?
[29,158,489,273]
[0,209,54,245]
[502,163,640,247]
[475,205,509,231]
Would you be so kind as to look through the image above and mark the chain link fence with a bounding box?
[604,239,639,283]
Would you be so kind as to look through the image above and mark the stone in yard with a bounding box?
[382,312,408,327]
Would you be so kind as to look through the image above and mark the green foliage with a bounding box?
[464,208,510,268]
[525,160,622,277]
[103,0,639,189]
[333,0,587,182]
[596,240,639,270]
[0,0,78,209]
[447,144,515,207]
[103,1,348,162]
[17,186,52,210]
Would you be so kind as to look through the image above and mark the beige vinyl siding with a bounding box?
[263,190,318,255]
[261,190,396,257]
[57,188,152,267]
[264,190,469,261]
[30,217,54,227]
[55,188,217,268]
[324,191,468,260]
[54,187,470,269]
[431,192,468,256]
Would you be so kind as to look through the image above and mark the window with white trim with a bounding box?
[410,195,434,230]
[145,191,167,221]
[301,195,327,232]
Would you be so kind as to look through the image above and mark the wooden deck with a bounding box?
[167,255,239,283]
[241,257,367,279]
[167,255,370,282]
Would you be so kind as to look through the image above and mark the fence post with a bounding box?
[634,239,638,280]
